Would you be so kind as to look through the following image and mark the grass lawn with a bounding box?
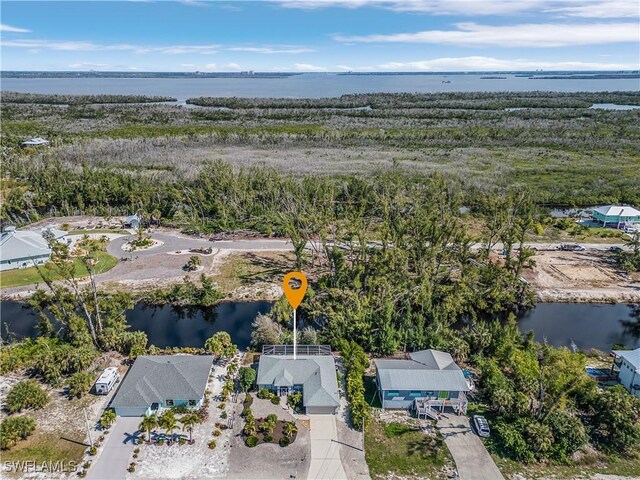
[1,431,87,465]
[0,251,118,288]
[365,414,452,480]
[213,251,296,292]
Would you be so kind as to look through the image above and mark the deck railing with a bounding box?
[261,345,332,356]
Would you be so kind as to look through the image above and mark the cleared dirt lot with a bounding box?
[523,250,640,302]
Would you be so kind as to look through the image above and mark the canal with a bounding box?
[1,301,638,352]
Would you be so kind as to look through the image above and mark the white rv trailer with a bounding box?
[94,367,119,395]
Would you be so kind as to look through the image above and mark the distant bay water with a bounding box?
[1,73,639,99]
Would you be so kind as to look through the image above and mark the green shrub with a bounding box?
[263,434,273,443]
[0,416,36,450]
[208,439,217,449]
[6,380,49,413]
[287,392,303,411]
[245,435,258,447]
[213,430,221,437]
[270,396,280,405]
[67,371,94,398]
[257,388,271,399]
[279,436,291,447]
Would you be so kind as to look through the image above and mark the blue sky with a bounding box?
[1,0,638,71]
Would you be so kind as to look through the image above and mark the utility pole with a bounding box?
[293,308,297,360]
[83,408,93,446]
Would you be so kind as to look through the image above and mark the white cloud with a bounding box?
[226,46,316,54]
[203,63,218,70]
[336,64,354,70]
[68,62,142,71]
[545,0,640,18]
[225,62,242,70]
[276,0,639,17]
[294,63,328,71]
[0,38,317,56]
[334,22,639,47]
[1,24,31,33]
[376,55,639,71]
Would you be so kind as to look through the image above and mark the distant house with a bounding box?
[110,355,213,416]
[612,348,639,398]
[20,137,50,148]
[256,345,340,414]
[374,349,469,417]
[124,214,141,229]
[592,205,640,228]
[0,226,66,271]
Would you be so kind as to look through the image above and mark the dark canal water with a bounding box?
[0,301,272,350]
[1,301,638,352]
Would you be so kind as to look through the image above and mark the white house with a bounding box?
[612,348,640,398]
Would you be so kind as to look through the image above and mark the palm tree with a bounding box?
[283,421,298,439]
[180,413,198,443]
[159,410,178,442]
[100,409,116,429]
[139,413,158,442]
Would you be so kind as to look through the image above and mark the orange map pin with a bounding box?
[282,271,308,309]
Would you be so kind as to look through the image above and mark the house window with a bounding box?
[188,400,196,406]
[387,391,400,397]
[408,391,422,397]
[166,399,174,406]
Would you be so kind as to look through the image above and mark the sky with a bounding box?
[1,0,639,72]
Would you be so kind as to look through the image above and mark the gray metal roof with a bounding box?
[110,355,213,409]
[375,349,469,392]
[0,229,51,262]
[613,348,640,372]
[257,355,340,407]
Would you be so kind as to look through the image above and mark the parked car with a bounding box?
[473,415,491,438]
[609,246,623,252]
[559,243,585,252]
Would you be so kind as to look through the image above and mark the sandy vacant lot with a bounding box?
[524,251,640,302]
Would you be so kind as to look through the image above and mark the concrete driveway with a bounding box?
[307,415,348,480]
[87,417,140,480]
[437,414,504,480]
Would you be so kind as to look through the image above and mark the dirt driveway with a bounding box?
[437,414,504,480]
[523,250,640,302]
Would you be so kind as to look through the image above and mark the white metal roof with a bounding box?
[0,228,51,261]
[593,205,640,217]
[613,348,640,372]
[375,349,469,392]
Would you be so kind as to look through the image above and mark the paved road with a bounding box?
[107,231,293,257]
[87,417,140,480]
[437,414,504,480]
[307,415,348,480]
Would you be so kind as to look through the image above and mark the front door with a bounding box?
[278,387,289,396]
